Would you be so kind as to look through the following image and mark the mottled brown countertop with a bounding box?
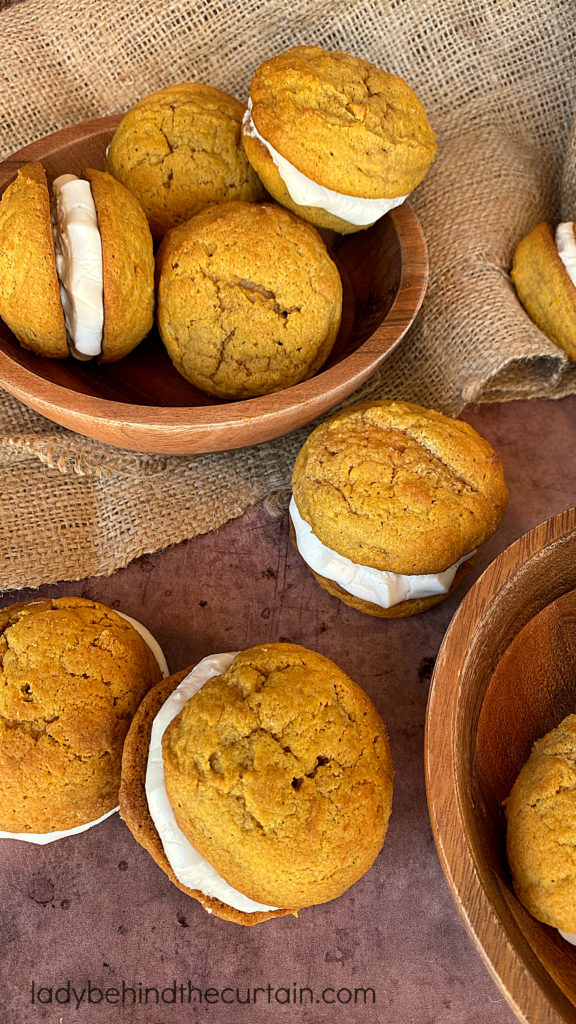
[2,396,575,1024]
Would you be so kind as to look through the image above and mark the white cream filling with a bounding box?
[290,497,474,609]
[116,611,170,679]
[146,652,279,915]
[1,611,168,844]
[243,99,408,226]
[52,173,104,360]
[555,221,576,290]
[558,929,576,945]
[0,807,119,846]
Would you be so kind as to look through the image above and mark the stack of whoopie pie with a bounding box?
[0,44,436,400]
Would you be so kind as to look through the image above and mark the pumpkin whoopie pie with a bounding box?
[106,82,266,241]
[120,643,394,925]
[505,714,576,944]
[511,219,576,363]
[290,401,508,617]
[0,597,167,842]
[0,162,154,361]
[156,200,342,398]
[242,45,436,234]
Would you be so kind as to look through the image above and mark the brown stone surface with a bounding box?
[1,396,575,1023]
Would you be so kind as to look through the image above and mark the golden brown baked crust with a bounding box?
[162,644,394,910]
[0,163,154,362]
[505,714,576,931]
[0,162,68,357]
[0,597,162,833]
[119,669,291,925]
[85,168,155,362]
[288,516,476,617]
[156,201,342,398]
[244,46,436,199]
[106,83,266,241]
[292,401,508,575]
[511,221,576,363]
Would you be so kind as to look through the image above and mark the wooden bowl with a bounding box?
[426,508,576,1024]
[0,116,428,455]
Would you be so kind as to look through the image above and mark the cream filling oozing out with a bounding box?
[0,612,169,845]
[555,221,576,289]
[243,99,408,226]
[290,497,474,609]
[146,652,279,915]
[52,173,104,360]
[559,930,576,945]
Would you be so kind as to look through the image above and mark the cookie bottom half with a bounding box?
[290,518,476,617]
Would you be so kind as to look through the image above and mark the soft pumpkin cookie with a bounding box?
[511,220,576,363]
[290,401,508,617]
[0,163,68,357]
[120,644,394,925]
[505,714,576,935]
[0,162,154,361]
[242,46,436,233]
[156,200,342,398]
[106,83,266,240]
[0,597,165,837]
[84,168,155,361]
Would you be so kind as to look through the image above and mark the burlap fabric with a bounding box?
[1,0,575,590]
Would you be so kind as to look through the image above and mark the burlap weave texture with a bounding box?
[0,0,575,589]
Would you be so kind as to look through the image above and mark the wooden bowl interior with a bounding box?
[0,123,402,410]
[474,586,576,1011]
[427,512,576,1023]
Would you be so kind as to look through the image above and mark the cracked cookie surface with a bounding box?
[292,401,508,575]
[0,597,162,833]
[505,714,576,931]
[243,46,436,214]
[161,643,394,909]
[156,201,342,398]
[106,83,266,240]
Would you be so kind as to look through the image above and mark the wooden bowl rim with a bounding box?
[0,115,428,448]
[425,507,576,1024]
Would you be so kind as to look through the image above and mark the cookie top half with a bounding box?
[247,46,436,199]
[505,714,576,931]
[156,200,342,398]
[0,597,162,833]
[106,82,266,240]
[161,643,394,909]
[292,401,508,574]
[84,168,154,361]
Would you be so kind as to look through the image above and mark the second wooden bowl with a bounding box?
[0,116,428,455]
[426,508,576,1023]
